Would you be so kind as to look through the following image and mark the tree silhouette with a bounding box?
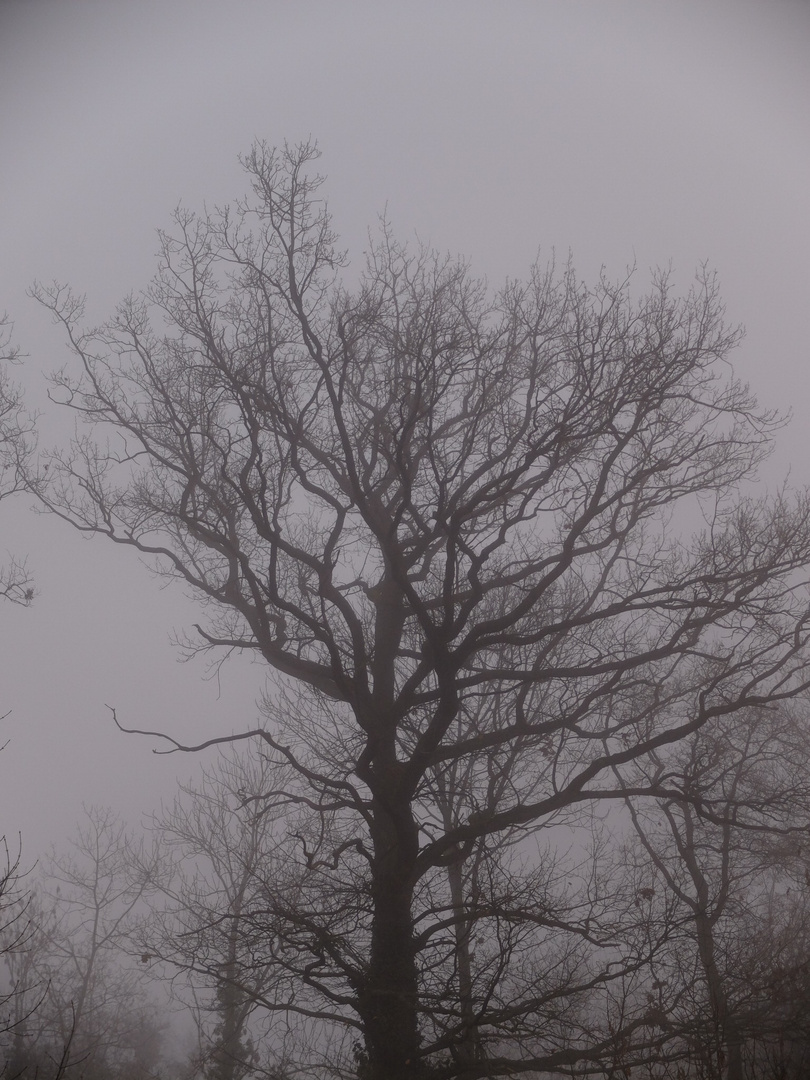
[30,141,810,1080]
[0,314,33,604]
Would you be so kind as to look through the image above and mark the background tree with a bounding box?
[0,829,35,1077]
[0,314,32,605]
[29,141,810,1080]
[1,312,35,1073]
[133,748,292,1080]
[618,704,810,1079]
[1,806,164,1079]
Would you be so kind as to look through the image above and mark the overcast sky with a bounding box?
[1,0,809,863]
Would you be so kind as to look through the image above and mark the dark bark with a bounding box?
[356,776,423,1080]
[446,856,483,1068]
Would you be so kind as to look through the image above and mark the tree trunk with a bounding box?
[447,855,483,1066]
[695,909,742,1080]
[355,577,428,1079]
[358,789,424,1080]
[209,875,252,1080]
[725,1027,744,1080]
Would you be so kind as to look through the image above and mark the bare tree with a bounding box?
[29,141,810,1080]
[0,830,34,1078]
[133,748,290,1080]
[0,315,36,1071]
[2,806,163,1079]
[0,314,32,605]
[618,705,810,1079]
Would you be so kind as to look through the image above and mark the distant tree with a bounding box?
[0,319,37,1073]
[0,314,32,605]
[619,704,810,1079]
[0,313,35,1071]
[2,807,163,1080]
[0,830,33,1073]
[133,749,289,1079]
[30,141,810,1080]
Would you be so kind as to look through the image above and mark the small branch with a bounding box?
[108,705,267,755]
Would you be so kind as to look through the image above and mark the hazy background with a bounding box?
[1,0,808,863]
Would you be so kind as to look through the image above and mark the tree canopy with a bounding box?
[29,141,810,1080]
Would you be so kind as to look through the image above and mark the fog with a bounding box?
[1,0,808,863]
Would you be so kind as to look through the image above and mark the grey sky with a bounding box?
[1,0,809,861]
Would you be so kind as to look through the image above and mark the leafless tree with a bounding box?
[618,705,810,1079]
[0,316,36,1072]
[0,830,34,1075]
[0,314,32,605]
[29,141,810,1080]
[2,806,163,1079]
[132,748,293,1080]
